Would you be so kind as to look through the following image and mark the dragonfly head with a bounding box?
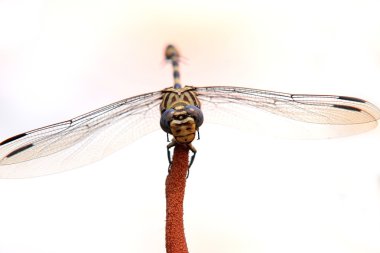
[160,105,203,144]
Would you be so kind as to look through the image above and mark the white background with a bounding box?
[1,0,380,252]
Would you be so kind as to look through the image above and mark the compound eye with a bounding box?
[160,109,175,134]
[184,105,204,128]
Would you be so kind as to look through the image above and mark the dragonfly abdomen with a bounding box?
[165,44,182,89]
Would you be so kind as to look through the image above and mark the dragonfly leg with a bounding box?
[166,138,176,171]
[167,161,172,173]
[166,140,197,177]
[186,143,197,178]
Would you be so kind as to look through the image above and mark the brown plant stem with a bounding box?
[165,144,189,253]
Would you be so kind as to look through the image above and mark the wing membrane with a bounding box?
[196,86,380,137]
[2,85,379,178]
[0,91,163,178]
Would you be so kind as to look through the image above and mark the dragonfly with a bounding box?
[1,45,380,178]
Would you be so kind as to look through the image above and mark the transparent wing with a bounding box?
[196,86,380,138]
[0,91,163,178]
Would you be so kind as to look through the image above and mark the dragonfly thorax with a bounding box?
[160,86,201,110]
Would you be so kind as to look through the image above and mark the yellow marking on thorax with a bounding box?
[160,86,200,112]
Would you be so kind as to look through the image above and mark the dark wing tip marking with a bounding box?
[333,104,362,112]
[338,96,366,103]
[5,143,34,158]
[0,133,27,146]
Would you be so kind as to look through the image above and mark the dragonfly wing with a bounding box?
[196,86,380,138]
[0,91,163,178]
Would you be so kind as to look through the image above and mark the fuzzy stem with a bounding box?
[165,144,189,253]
